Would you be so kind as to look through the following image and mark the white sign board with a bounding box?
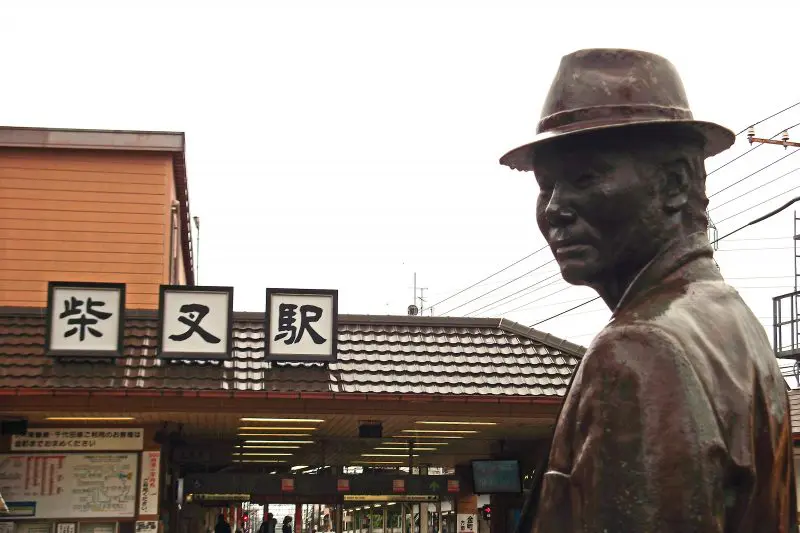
[265,288,338,362]
[11,429,144,452]
[138,451,160,516]
[158,286,233,359]
[45,282,125,357]
[457,514,477,533]
[55,524,76,533]
[0,453,137,519]
[135,522,157,533]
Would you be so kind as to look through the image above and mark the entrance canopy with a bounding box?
[0,309,584,469]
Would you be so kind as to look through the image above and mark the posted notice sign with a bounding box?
[11,429,144,452]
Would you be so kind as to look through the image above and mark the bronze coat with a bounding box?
[532,233,798,533]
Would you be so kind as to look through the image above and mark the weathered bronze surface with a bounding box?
[502,49,798,532]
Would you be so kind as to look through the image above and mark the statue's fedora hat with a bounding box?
[500,48,735,171]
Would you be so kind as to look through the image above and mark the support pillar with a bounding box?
[295,504,303,533]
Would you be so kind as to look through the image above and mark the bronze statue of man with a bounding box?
[501,49,797,532]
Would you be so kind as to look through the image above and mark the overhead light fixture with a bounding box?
[362,454,419,458]
[238,433,311,437]
[44,417,136,422]
[400,429,477,434]
[290,465,309,471]
[382,442,449,446]
[237,444,300,450]
[392,435,463,439]
[234,459,284,463]
[238,427,318,431]
[240,418,325,423]
[374,447,436,451]
[352,461,403,465]
[415,421,497,426]
[232,452,294,457]
[243,440,314,444]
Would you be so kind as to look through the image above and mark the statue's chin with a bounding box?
[557,261,599,287]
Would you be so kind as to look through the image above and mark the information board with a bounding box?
[0,453,138,519]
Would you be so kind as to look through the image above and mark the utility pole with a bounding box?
[409,273,428,316]
[753,125,800,384]
[418,287,427,315]
[747,127,800,149]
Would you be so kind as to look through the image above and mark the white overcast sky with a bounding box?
[3,0,800,380]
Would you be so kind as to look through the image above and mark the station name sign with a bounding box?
[44,282,338,363]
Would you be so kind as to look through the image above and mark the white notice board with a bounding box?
[0,454,137,519]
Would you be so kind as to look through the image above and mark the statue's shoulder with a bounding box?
[582,321,690,384]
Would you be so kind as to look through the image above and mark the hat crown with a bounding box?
[538,49,694,134]
[498,48,735,171]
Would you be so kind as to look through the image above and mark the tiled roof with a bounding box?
[0,308,583,397]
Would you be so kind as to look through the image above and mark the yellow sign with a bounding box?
[186,494,250,503]
[343,495,438,503]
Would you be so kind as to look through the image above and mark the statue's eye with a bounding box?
[574,173,597,189]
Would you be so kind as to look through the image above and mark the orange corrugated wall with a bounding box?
[0,147,176,308]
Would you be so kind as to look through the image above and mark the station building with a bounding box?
[0,127,583,533]
[3,126,798,533]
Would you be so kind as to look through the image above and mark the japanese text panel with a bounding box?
[158,286,234,359]
[46,282,125,357]
[265,289,338,362]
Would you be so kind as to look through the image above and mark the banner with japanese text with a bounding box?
[138,451,160,516]
[11,429,144,452]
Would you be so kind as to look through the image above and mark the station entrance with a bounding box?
[179,473,475,533]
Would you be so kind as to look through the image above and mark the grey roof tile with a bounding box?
[0,309,584,397]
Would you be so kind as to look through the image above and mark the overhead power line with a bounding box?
[427,245,549,311]
[464,271,561,316]
[708,148,800,199]
[439,258,554,315]
[531,193,800,327]
[707,121,800,179]
[735,101,800,136]
[709,167,800,213]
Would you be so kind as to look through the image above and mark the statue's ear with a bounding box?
[660,158,691,213]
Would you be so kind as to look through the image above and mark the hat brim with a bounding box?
[499,119,736,172]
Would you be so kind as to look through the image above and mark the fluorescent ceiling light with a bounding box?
[243,440,314,444]
[362,454,419,458]
[392,435,463,439]
[290,465,309,471]
[400,429,477,434]
[240,418,325,423]
[415,421,497,426]
[238,433,311,437]
[382,442,449,446]
[238,427,318,431]
[234,459,284,464]
[374,447,436,451]
[238,444,300,450]
[232,452,294,457]
[352,461,403,465]
[44,417,135,421]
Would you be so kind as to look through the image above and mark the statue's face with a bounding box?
[532,139,665,288]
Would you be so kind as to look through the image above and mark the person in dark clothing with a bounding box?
[215,515,232,533]
[281,517,291,533]
[258,514,274,533]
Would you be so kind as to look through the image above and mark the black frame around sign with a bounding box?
[156,285,235,360]
[44,281,127,358]
[264,288,338,363]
